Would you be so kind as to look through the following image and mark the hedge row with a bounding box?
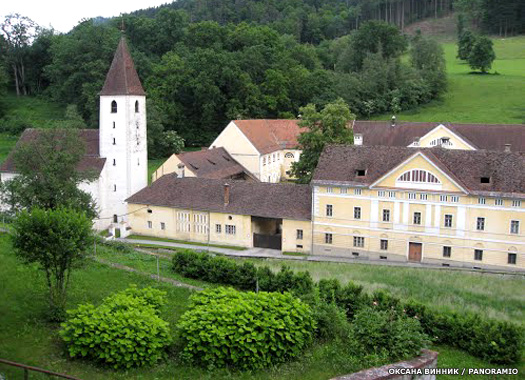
[172,250,314,295]
[171,250,524,364]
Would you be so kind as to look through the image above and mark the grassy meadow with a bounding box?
[376,36,525,124]
[1,234,523,379]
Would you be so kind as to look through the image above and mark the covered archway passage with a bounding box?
[252,216,282,250]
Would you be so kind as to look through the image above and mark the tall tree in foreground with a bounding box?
[12,207,93,320]
[467,36,496,73]
[0,128,98,219]
[291,98,354,184]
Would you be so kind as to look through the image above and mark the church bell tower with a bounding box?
[99,35,147,223]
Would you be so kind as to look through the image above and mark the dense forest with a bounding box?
[133,0,454,43]
[0,0,522,148]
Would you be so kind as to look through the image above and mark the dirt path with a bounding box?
[94,257,203,291]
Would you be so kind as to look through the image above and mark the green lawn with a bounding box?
[376,36,525,124]
[127,234,248,250]
[243,258,525,324]
[1,234,522,379]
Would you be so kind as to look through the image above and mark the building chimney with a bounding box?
[391,115,396,127]
[223,183,230,206]
[505,144,511,152]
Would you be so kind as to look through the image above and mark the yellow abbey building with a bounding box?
[312,145,524,271]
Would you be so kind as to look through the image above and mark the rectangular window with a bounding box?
[326,187,333,194]
[408,193,416,200]
[353,188,361,195]
[419,193,428,201]
[440,195,448,202]
[353,236,365,248]
[450,196,459,203]
[225,225,236,235]
[147,221,152,229]
[325,233,333,244]
[478,197,486,205]
[413,212,422,225]
[444,214,453,228]
[495,199,503,206]
[215,224,221,233]
[474,249,483,261]
[382,209,390,222]
[340,187,348,194]
[388,191,396,198]
[510,220,520,234]
[443,246,451,258]
[380,239,388,251]
[508,253,517,265]
[476,217,485,231]
[160,222,165,230]
[512,200,521,207]
[354,207,361,220]
[377,191,385,197]
[297,229,303,240]
[326,204,333,217]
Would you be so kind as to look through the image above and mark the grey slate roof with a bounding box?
[126,176,312,221]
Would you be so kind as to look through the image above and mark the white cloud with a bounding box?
[1,0,170,33]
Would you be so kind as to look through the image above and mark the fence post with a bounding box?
[24,368,28,380]
[156,255,160,281]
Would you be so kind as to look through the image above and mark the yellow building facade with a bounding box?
[312,146,524,271]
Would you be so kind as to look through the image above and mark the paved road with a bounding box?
[118,238,522,275]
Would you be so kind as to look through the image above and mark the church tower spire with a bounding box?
[99,36,147,225]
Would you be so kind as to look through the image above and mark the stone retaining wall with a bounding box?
[330,350,438,380]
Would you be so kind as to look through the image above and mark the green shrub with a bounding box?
[404,299,524,364]
[60,286,171,368]
[313,302,351,341]
[177,287,316,370]
[318,278,341,304]
[349,307,429,362]
[235,262,257,290]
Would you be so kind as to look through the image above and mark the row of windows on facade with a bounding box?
[327,187,522,207]
[325,205,521,234]
[322,233,518,265]
[146,220,237,235]
[110,100,140,113]
[262,152,296,166]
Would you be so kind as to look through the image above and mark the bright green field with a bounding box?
[377,36,525,124]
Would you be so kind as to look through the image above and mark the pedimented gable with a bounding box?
[409,125,476,150]
[371,152,467,193]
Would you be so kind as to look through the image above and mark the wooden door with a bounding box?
[408,242,422,262]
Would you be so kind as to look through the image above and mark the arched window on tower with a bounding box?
[135,100,139,113]
[111,100,117,113]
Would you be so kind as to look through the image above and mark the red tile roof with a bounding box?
[127,176,312,221]
[177,148,257,180]
[0,129,106,175]
[313,145,525,198]
[233,120,303,154]
[100,37,145,96]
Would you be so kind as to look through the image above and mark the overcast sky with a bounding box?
[1,0,172,33]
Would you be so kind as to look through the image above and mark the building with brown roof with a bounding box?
[310,144,524,271]
[126,176,312,252]
[0,36,149,233]
[209,118,525,183]
[209,120,303,183]
[151,147,257,183]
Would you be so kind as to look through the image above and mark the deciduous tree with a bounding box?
[11,207,93,320]
[291,98,354,183]
[467,36,495,73]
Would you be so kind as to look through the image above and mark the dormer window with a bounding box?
[135,100,139,113]
[480,177,490,184]
[355,169,366,177]
[111,100,117,113]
